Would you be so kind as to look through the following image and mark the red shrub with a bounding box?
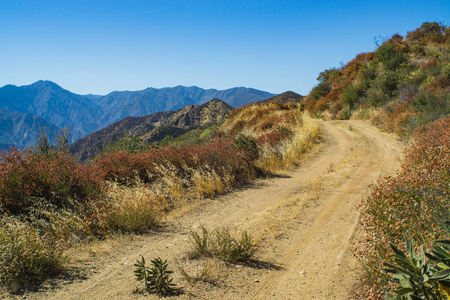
[356,116,450,298]
[256,130,292,148]
[0,149,103,215]
[94,139,256,187]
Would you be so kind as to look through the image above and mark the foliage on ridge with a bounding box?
[347,22,450,299]
[303,22,450,139]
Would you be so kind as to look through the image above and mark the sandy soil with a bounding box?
[4,120,404,300]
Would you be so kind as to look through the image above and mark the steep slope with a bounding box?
[303,22,449,138]
[70,99,234,161]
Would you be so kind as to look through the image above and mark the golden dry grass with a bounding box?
[104,181,163,233]
[255,113,321,172]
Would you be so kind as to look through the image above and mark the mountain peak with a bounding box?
[261,91,303,104]
[29,80,61,89]
[201,98,234,110]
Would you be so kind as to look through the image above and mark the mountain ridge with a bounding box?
[69,98,234,161]
[0,81,275,148]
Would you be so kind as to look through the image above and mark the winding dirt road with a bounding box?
[10,120,404,300]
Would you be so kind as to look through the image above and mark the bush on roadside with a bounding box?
[0,148,103,216]
[0,218,64,292]
[355,116,450,299]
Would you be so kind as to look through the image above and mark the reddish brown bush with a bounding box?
[356,116,450,298]
[94,139,256,187]
[256,130,292,148]
[0,149,103,215]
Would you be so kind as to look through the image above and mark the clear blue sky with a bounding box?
[1,0,449,96]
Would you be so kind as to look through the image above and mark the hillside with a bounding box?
[302,22,449,138]
[0,108,60,151]
[70,98,234,161]
[0,81,274,148]
[260,91,304,103]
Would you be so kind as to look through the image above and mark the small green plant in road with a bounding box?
[189,225,257,263]
[383,236,450,300]
[134,256,177,296]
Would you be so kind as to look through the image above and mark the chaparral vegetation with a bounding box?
[0,21,449,299]
[0,98,319,291]
[302,21,450,299]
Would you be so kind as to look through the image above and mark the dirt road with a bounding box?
[12,120,404,300]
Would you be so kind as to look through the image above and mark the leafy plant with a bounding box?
[233,134,258,159]
[383,236,450,299]
[134,256,177,296]
[356,116,450,298]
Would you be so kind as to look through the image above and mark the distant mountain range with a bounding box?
[0,81,275,150]
[70,98,234,161]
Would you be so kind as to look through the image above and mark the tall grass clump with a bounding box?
[355,116,450,299]
[104,181,162,233]
[0,218,64,292]
[220,101,321,174]
[189,225,257,263]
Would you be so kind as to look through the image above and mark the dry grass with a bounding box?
[351,107,380,121]
[190,164,226,197]
[104,181,163,233]
[177,258,223,284]
[189,225,257,263]
[25,203,93,245]
[0,218,65,292]
[255,113,321,172]
[222,102,303,136]
[152,162,188,209]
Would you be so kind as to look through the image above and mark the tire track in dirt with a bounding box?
[12,120,403,300]
[251,121,403,299]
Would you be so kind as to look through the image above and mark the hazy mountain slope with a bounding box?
[0,81,102,141]
[70,99,234,161]
[0,107,60,150]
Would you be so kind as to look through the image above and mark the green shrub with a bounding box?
[383,236,450,299]
[376,43,408,71]
[233,135,259,159]
[102,135,151,155]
